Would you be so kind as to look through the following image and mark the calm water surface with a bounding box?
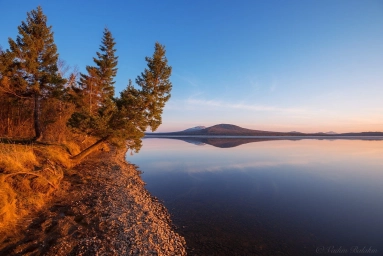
[126,138,383,256]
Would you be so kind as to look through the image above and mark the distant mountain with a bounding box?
[185,124,288,136]
[183,126,206,132]
[146,123,383,137]
[317,131,338,135]
[148,124,297,136]
[289,131,303,134]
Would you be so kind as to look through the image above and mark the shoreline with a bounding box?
[144,135,383,140]
[0,146,186,255]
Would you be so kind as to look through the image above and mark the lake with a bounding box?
[126,137,383,256]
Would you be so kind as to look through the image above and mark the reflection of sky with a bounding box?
[127,138,383,252]
[128,138,383,184]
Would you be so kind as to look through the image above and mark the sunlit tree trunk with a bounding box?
[71,137,108,162]
[34,94,43,141]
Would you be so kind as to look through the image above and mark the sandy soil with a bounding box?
[0,147,186,255]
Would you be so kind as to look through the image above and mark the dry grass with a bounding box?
[33,144,73,169]
[0,143,38,173]
[0,143,71,234]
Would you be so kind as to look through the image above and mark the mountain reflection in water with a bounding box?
[128,137,383,256]
[169,137,277,147]
[149,136,383,148]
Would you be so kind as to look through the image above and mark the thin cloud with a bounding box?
[186,99,305,113]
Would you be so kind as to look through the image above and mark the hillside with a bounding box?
[182,126,206,132]
[147,124,383,137]
[150,124,288,136]
[200,124,280,135]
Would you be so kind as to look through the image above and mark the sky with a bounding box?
[1,0,382,133]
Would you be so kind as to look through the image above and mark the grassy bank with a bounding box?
[0,145,186,255]
[0,142,76,234]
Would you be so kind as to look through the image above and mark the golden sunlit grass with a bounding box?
[0,143,38,173]
[34,144,73,169]
[0,142,72,233]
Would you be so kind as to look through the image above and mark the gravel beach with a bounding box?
[0,147,187,255]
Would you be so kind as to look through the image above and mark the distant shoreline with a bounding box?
[145,124,383,138]
[144,135,383,140]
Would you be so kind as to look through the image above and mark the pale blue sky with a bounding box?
[1,0,382,132]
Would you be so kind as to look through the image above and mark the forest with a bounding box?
[0,6,172,156]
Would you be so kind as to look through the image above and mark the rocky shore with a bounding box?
[0,147,187,255]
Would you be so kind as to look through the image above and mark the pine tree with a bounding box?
[69,41,173,160]
[68,28,119,158]
[0,49,17,136]
[77,28,118,115]
[93,28,118,102]
[6,6,66,140]
[136,42,172,131]
[0,48,13,90]
[1,47,36,137]
[113,80,147,151]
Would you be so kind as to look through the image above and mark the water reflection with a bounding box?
[163,137,279,148]
[146,135,383,148]
[127,138,383,255]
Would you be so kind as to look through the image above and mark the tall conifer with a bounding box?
[7,6,65,140]
[77,28,118,114]
[69,40,173,159]
[69,28,118,139]
[136,42,172,131]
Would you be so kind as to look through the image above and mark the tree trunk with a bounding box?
[70,137,108,163]
[6,102,10,136]
[33,94,43,141]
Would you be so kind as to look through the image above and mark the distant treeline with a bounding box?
[0,6,172,155]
